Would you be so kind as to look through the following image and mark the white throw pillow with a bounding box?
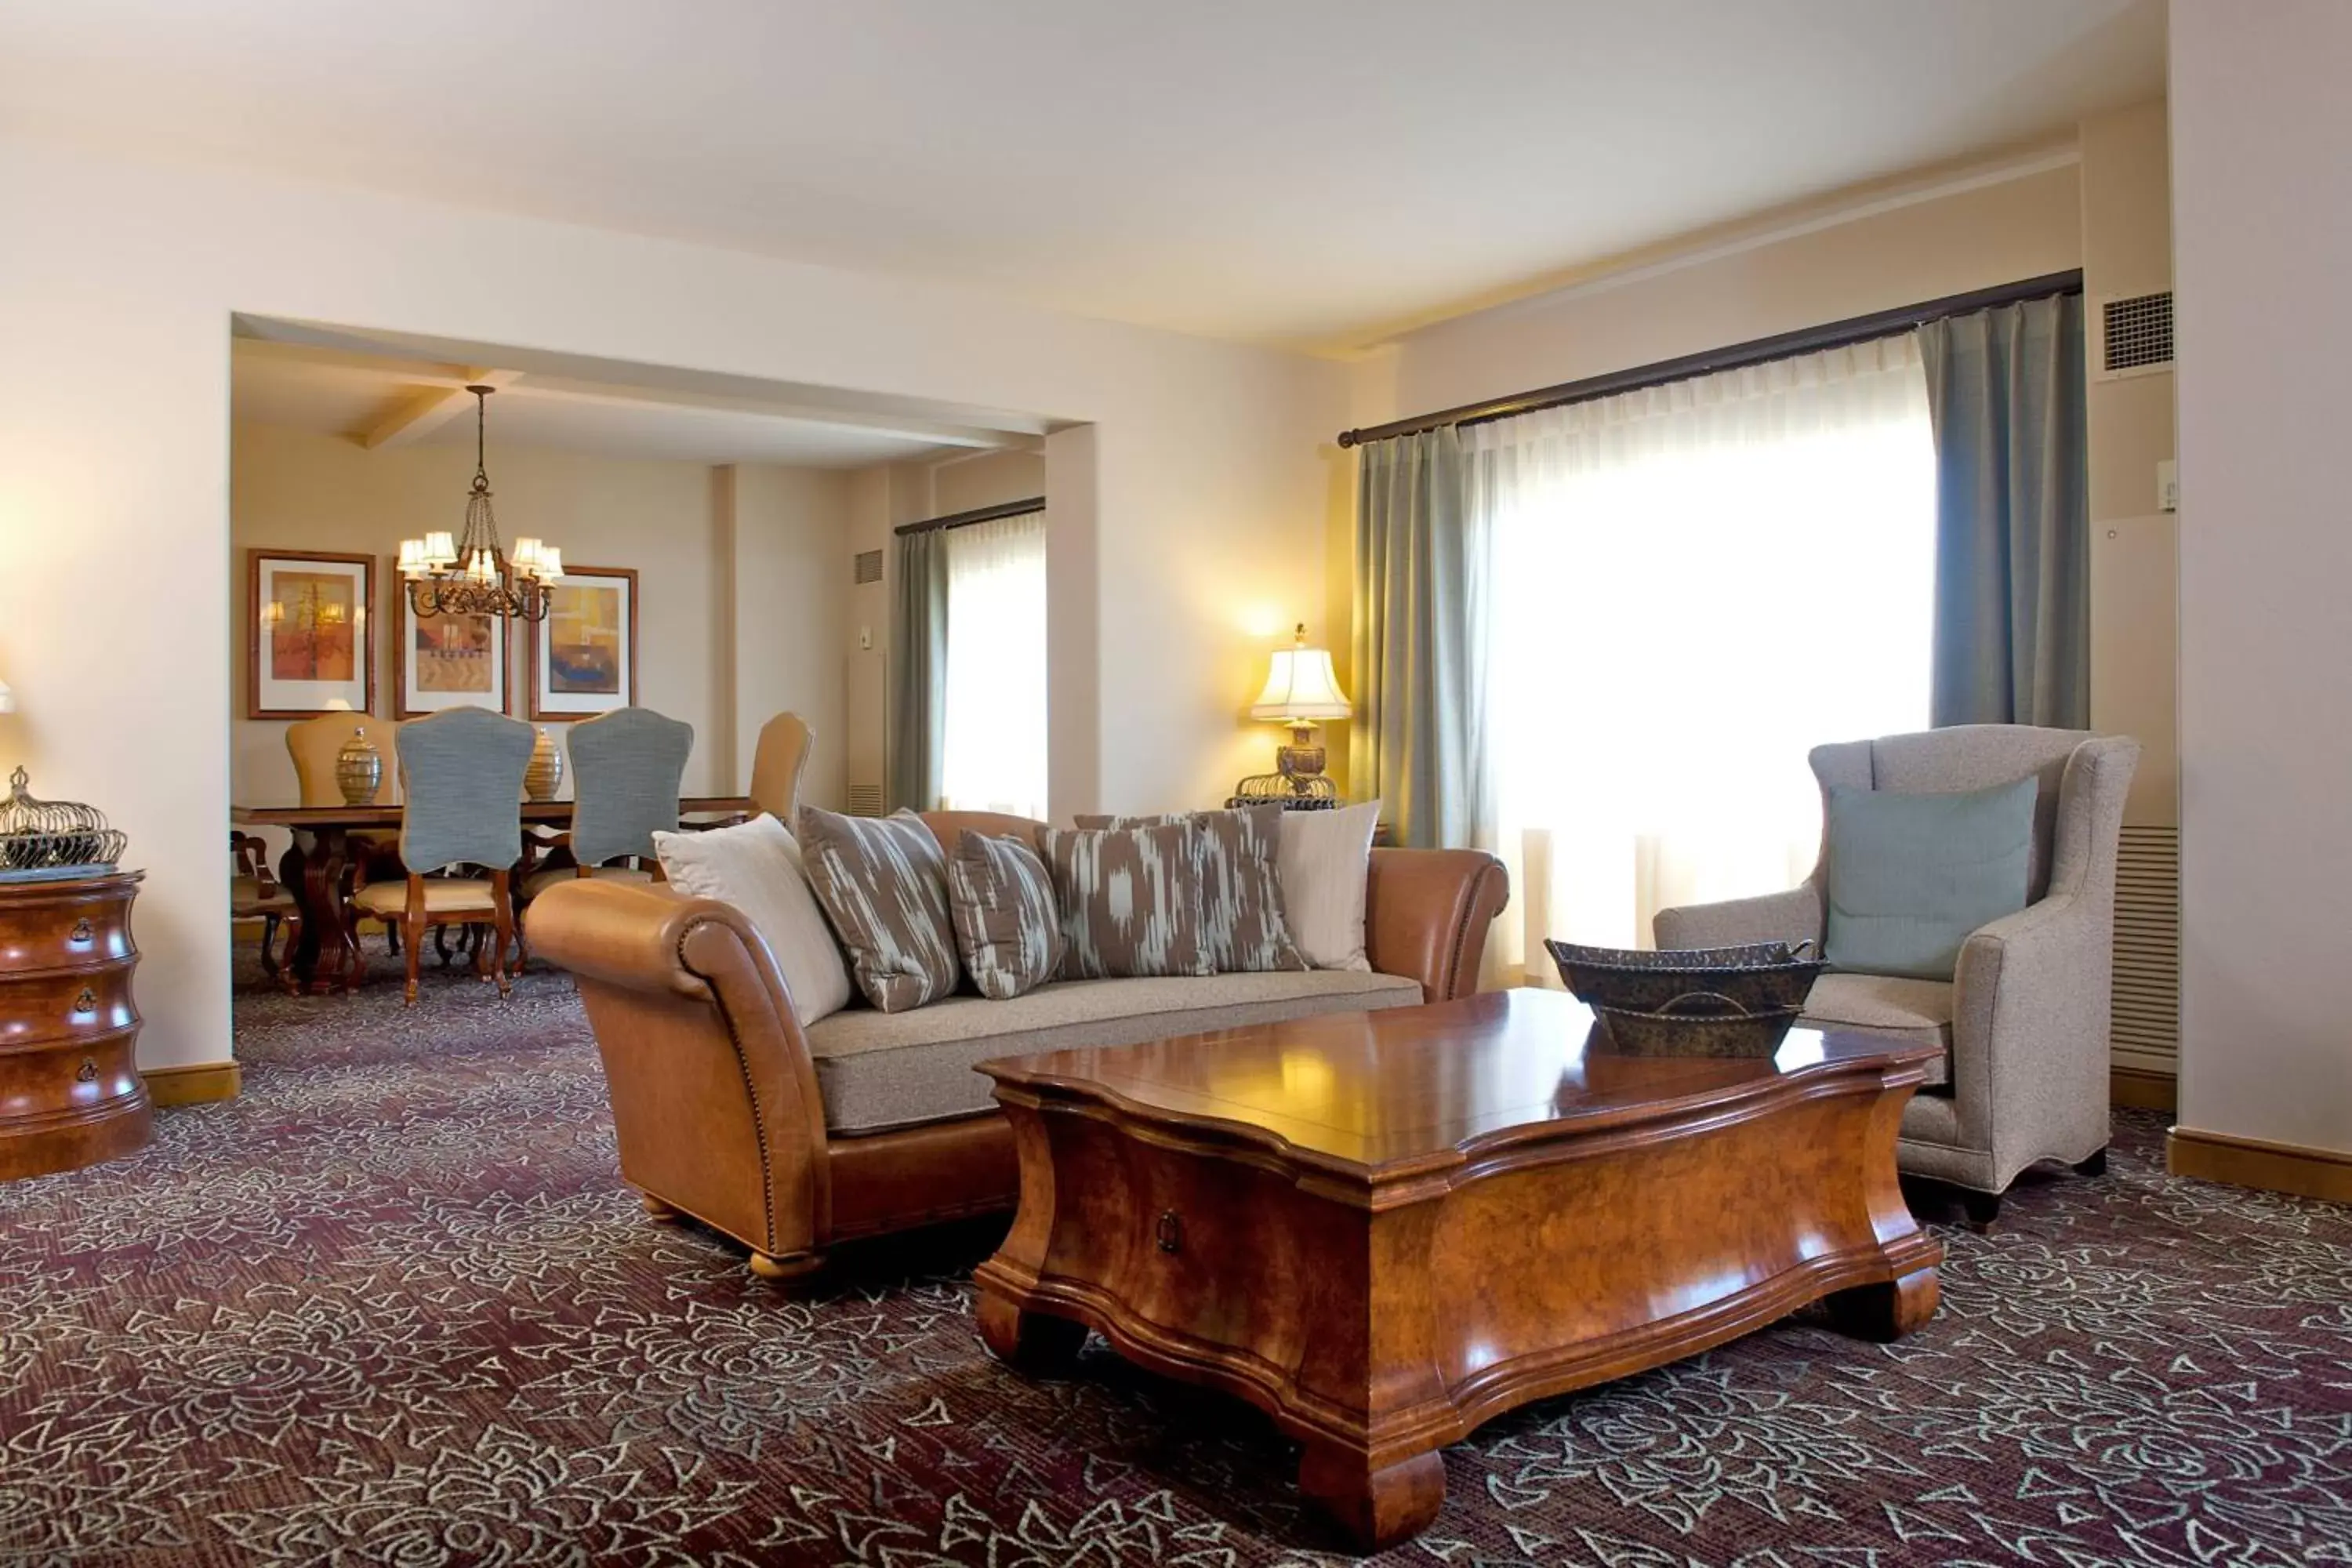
[653,815,853,1026]
[1276,800,1381,971]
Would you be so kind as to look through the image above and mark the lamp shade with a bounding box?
[0,677,13,715]
[1250,644,1352,723]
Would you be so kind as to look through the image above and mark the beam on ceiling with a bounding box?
[359,368,522,450]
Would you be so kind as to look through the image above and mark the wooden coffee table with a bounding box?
[973,988,1943,1552]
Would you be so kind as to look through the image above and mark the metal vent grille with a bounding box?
[853,549,883,585]
[845,782,884,818]
[2101,291,2174,373]
[2111,825,2180,1075]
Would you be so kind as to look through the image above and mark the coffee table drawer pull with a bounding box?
[1156,1210,1183,1254]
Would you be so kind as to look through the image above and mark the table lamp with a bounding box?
[1230,624,1352,806]
[0,677,14,715]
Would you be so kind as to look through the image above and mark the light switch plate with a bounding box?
[858,625,873,651]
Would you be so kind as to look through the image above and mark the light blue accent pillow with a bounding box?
[1823,776,2037,982]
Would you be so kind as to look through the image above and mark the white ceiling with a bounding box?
[230,339,1004,468]
[1,0,2165,349]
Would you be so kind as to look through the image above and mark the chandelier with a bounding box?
[397,385,561,622]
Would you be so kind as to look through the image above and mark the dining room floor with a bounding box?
[2,952,2349,1565]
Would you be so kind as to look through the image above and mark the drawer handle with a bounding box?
[73,988,97,1015]
[76,1058,98,1084]
[1156,1210,1183,1254]
[70,919,94,944]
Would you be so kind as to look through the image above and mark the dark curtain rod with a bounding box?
[1335,269,2085,448]
[893,495,1047,538]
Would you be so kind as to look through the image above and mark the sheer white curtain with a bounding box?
[1467,334,1936,981]
[938,509,1047,818]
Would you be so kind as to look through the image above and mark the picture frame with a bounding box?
[392,571,509,719]
[247,549,375,719]
[528,564,638,720]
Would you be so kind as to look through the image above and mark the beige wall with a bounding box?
[932,449,1045,515]
[0,132,1341,1070]
[2171,0,2352,1158]
[1367,162,2084,423]
[2081,101,2179,829]
[230,425,851,818]
[724,463,854,812]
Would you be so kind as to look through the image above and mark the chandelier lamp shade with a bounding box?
[397,385,561,622]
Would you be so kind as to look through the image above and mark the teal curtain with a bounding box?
[1921,294,2090,728]
[1350,426,1487,848]
[887,529,949,813]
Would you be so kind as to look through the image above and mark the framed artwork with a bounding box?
[247,550,374,719]
[392,575,508,719]
[528,564,638,720]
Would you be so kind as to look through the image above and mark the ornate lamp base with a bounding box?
[1230,724,1341,808]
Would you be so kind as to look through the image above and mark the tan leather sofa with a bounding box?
[528,809,1509,1282]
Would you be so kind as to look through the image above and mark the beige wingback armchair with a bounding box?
[1655,725,2140,1227]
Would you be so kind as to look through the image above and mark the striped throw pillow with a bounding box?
[1076,805,1305,974]
[946,832,1065,1000]
[1040,822,1213,980]
[795,807,960,1012]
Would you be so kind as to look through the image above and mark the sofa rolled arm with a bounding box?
[1653,885,1823,952]
[1365,847,1509,1001]
[527,878,832,1265]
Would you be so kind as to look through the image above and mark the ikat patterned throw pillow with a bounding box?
[794,806,960,1012]
[946,831,1065,1000]
[1075,805,1305,974]
[1040,821,1214,980]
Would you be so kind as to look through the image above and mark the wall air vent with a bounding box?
[846,782,884,818]
[853,549,884,585]
[2096,290,2174,379]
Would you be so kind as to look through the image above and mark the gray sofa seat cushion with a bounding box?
[808,969,1424,1134]
[1798,973,1952,1088]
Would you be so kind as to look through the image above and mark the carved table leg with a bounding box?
[1298,1443,1446,1553]
[1826,1264,1940,1342]
[975,1291,1088,1375]
[281,829,358,996]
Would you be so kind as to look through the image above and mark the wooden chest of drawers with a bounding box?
[0,869,151,1181]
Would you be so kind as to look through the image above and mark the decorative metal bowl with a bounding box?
[1545,938,1824,1015]
[0,767,129,881]
[1592,992,1806,1059]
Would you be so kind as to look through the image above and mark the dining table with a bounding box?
[231,797,756,995]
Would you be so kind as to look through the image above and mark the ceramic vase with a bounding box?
[335,726,382,806]
[524,727,564,802]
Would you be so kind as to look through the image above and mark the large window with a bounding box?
[1469,336,1936,978]
[938,509,1047,818]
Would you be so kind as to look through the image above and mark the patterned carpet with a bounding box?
[5,957,2350,1567]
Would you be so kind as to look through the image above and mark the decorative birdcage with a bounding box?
[0,767,128,880]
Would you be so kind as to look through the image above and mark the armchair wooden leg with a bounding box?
[257,914,281,980]
[434,924,459,969]
[1958,1189,2002,1234]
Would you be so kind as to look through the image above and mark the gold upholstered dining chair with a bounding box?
[747,711,814,822]
[347,706,535,1004]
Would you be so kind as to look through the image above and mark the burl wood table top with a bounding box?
[980,986,1939,1178]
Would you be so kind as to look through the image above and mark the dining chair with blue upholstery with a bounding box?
[349,706,535,1004]
[522,706,693,902]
